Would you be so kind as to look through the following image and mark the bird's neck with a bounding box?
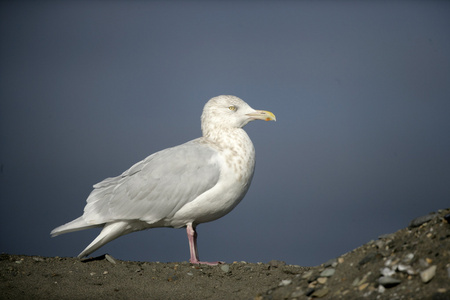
[204,127,256,184]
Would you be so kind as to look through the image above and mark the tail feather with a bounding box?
[50,217,100,237]
[77,221,131,258]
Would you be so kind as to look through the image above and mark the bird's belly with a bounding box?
[167,176,251,227]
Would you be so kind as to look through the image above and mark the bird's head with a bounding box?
[201,95,276,136]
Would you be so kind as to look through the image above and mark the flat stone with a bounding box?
[220,265,230,273]
[358,282,369,291]
[444,213,450,223]
[359,252,378,266]
[311,288,329,298]
[268,260,286,268]
[301,270,314,279]
[420,265,436,283]
[408,213,438,228]
[105,254,116,264]
[378,276,401,288]
[380,267,395,277]
[291,289,304,297]
[320,268,335,277]
[323,258,337,268]
[317,277,327,284]
[279,279,292,286]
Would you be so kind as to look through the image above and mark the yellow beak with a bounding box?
[246,110,276,122]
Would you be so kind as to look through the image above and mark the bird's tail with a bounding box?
[50,217,100,237]
[77,221,131,258]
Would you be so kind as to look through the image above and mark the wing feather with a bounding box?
[82,139,221,225]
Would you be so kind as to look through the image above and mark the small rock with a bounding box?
[443,213,450,223]
[408,213,438,228]
[398,264,416,275]
[320,268,335,277]
[105,254,116,264]
[311,287,329,298]
[301,270,314,279]
[338,257,344,264]
[403,253,414,263]
[378,233,395,239]
[419,258,429,268]
[378,276,401,288]
[359,252,378,266]
[352,277,361,287]
[305,288,315,297]
[220,265,230,273]
[358,283,369,291]
[103,271,108,275]
[374,240,385,249]
[279,279,292,286]
[186,272,193,276]
[291,289,304,297]
[90,272,96,276]
[420,265,436,283]
[33,257,44,262]
[268,260,286,268]
[380,267,395,277]
[317,277,327,284]
[323,258,337,268]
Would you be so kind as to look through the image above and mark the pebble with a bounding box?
[378,276,401,288]
[380,267,395,277]
[419,258,429,268]
[444,213,450,223]
[408,212,438,228]
[397,264,416,275]
[358,283,369,291]
[359,252,378,266]
[220,265,230,273]
[290,289,304,297]
[268,260,286,268]
[323,258,337,268]
[33,257,44,262]
[186,272,193,276]
[105,254,116,264]
[311,287,329,298]
[317,277,327,284]
[301,270,314,279]
[402,253,414,263]
[420,265,436,283]
[279,279,292,286]
[320,268,335,277]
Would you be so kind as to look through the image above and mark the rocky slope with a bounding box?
[1,208,449,300]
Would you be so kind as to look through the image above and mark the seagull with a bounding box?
[50,95,276,265]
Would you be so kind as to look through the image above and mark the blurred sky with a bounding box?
[1,1,449,266]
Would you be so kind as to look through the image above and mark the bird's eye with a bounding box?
[228,105,236,111]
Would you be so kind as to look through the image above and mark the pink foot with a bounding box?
[186,223,224,266]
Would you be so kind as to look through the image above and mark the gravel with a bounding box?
[1,208,449,299]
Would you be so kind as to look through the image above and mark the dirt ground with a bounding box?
[1,208,449,300]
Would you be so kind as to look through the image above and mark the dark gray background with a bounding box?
[1,1,449,266]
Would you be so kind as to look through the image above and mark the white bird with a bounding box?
[51,95,276,265]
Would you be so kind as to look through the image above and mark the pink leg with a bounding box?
[186,223,222,265]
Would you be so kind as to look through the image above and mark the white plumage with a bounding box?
[51,95,276,265]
